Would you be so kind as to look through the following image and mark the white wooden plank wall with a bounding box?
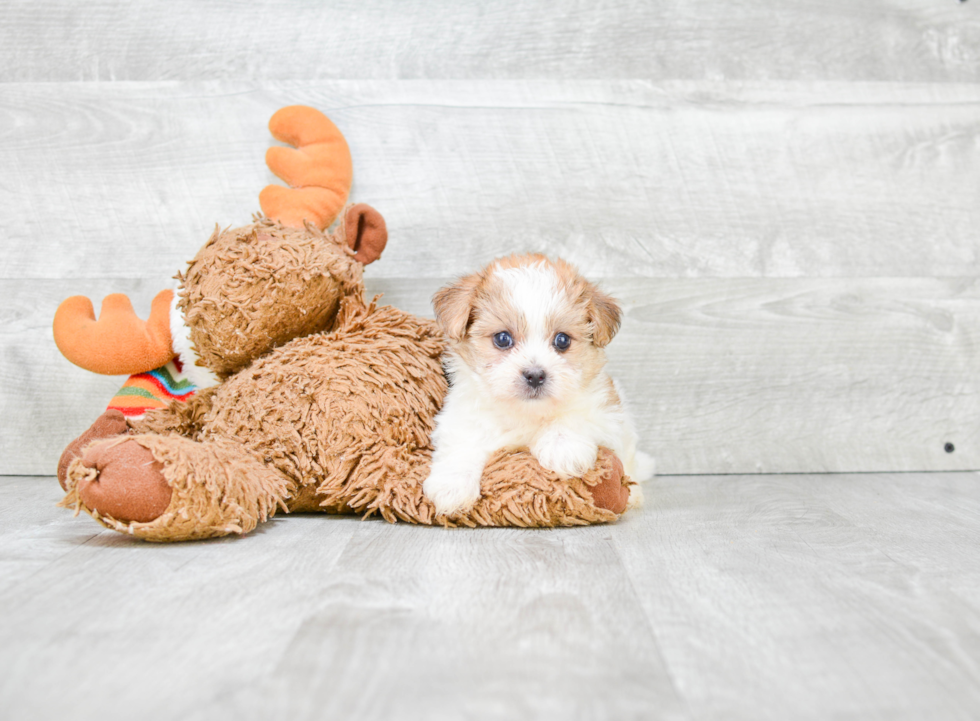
[1,1,978,83]
[4,82,979,280]
[1,1,979,476]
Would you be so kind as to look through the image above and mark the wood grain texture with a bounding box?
[0,476,365,721]
[0,476,685,721]
[6,276,977,476]
[1,81,978,280]
[204,525,684,721]
[614,471,980,721]
[0,0,978,83]
[612,276,980,474]
[3,471,980,720]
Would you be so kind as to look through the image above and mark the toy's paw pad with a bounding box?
[423,466,481,516]
[58,410,130,490]
[75,439,172,524]
[531,429,598,479]
[590,454,630,514]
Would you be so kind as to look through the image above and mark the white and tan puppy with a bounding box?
[423,254,654,515]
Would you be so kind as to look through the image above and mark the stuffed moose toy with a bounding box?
[52,106,634,542]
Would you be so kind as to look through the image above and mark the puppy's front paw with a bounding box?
[423,466,482,516]
[532,429,598,479]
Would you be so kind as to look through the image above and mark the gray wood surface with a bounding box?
[3,81,978,280]
[1,1,978,83]
[3,472,979,720]
[613,276,980,474]
[7,276,978,476]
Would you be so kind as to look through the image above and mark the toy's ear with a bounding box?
[53,290,175,375]
[432,273,482,343]
[344,203,387,265]
[585,283,621,348]
[260,105,353,230]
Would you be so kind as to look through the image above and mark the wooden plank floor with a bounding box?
[2,473,980,720]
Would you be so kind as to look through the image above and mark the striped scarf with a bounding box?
[107,357,197,419]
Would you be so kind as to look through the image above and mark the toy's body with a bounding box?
[63,289,447,540]
[53,106,634,542]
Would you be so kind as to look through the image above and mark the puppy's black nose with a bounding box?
[522,368,547,388]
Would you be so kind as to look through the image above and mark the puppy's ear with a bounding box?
[433,274,481,342]
[586,284,621,348]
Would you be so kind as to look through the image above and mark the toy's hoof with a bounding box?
[76,439,172,523]
[58,409,130,490]
[589,454,630,515]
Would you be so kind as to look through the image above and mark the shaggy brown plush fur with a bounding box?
[60,293,448,541]
[179,217,363,378]
[172,294,449,513]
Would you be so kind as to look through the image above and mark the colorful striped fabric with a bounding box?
[107,358,198,419]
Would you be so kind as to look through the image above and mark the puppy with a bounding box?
[423,253,654,515]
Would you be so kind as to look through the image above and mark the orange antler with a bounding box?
[53,290,174,375]
[259,106,353,230]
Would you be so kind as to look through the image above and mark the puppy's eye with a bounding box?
[553,332,571,351]
[492,331,513,349]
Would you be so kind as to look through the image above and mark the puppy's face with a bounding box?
[433,255,621,405]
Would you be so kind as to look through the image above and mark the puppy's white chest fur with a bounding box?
[442,366,625,470]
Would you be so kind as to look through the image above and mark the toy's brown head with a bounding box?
[178,203,386,378]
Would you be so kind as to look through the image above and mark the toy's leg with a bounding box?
[454,446,633,528]
[57,410,129,490]
[350,445,633,528]
[61,434,289,541]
